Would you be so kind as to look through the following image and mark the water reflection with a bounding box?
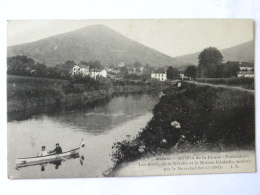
[8,93,159,178]
[39,93,158,135]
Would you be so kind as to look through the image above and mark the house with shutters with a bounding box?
[226,61,254,78]
[151,70,167,81]
[72,64,90,76]
[90,69,107,79]
[72,65,107,79]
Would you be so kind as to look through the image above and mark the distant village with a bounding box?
[7,53,254,83]
[71,60,254,82]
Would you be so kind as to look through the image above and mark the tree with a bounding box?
[88,60,103,69]
[184,65,197,79]
[198,47,223,78]
[64,60,76,69]
[144,64,150,70]
[167,66,180,80]
[34,63,47,77]
[46,66,61,79]
[7,55,35,75]
[79,61,88,65]
[108,64,115,69]
[223,63,240,77]
[134,61,142,68]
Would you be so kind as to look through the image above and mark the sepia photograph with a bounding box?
[7,19,255,179]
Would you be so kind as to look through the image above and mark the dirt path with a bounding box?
[187,81,254,94]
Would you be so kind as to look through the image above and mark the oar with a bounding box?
[56,154,67,161]
[78,138,85,165]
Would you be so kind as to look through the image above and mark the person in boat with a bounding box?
[37,146,48,156]
[50,143,62,154]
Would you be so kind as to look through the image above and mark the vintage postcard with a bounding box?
[7,19,255,179]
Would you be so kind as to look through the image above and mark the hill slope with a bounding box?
[173,40,254,65]
[7,25,180,67]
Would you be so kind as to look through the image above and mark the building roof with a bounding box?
[226,61,254,68]
[78,64,89,69]
[91,69,105,72]
[152,70,166,74]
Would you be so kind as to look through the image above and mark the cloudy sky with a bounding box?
[7,19,253,57]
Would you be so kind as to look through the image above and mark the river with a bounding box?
[7,93,159,179]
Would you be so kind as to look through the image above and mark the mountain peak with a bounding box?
[75,24,114,32]
[7,25,178,67]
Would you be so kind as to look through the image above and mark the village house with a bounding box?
[226,61,254,78]
[90,69,107,79]
[71,65,107,79]
[127,67,136,74]
[118,62,125,68]
[72,64,90,76]
[179,71,189,80]
[109,67,120,74]
[151,70,167,81]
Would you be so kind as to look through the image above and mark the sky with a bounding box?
[7,19,254,58]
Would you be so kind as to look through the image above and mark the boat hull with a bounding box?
[16,148,80,168]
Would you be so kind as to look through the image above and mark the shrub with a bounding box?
[111,82,255,165]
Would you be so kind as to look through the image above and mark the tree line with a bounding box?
[181,47,242,79]
[197,47,240,78]
[8,46,242,83]
[7,55,104,80]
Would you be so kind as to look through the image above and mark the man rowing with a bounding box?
[37,146,48,156]
[50,143,62,154]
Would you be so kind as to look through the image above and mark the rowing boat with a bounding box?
[16,147,80,168]
[16,139,85,169]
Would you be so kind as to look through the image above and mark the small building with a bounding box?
[179,71,189,80]
[90,69,107,79]
[151,71,167,81]
[226,61,254,78]
[118,62,125,68]
[72,65,90,76]
[110,68,120,74]
[127,67,136,74]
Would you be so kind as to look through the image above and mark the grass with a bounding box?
[109,81,255,167]
[7,75,159,121]
[7,75,70,99]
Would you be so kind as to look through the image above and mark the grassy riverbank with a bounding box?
[7,75,163,121]
[106,81,255,176]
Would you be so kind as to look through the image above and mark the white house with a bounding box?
[151,71,167,81]
[238,62,254,78]
[90,69,107,79]
[118,62,125,68]
[72,65,90,76]
[226,61,254,78]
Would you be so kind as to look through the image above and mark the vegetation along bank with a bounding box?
[106,81,255,176]
[7,75,165,121]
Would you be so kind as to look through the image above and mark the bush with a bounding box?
[111,82,255,165]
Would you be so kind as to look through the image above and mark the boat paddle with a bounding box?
[56,154,67,161]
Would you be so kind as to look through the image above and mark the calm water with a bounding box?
[8,93,159,179]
